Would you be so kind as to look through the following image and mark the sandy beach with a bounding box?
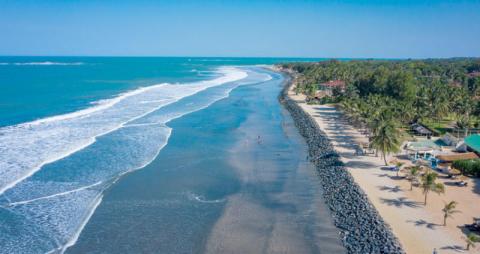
[287,85,480,253]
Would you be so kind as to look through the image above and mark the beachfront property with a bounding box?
[313,80,346,99]
[281,59,480,253]
[290,88,480,254]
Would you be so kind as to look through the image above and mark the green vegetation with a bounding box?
[406,166,421,190]
[371,121,402,166]
[419,118,453,135]
[281,58,480,138]
[442,201,460,226]
[452,159,480,177]
[394,161,404,177]
[466,233,480,251]
[420,170,445,205]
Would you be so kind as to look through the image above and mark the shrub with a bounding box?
[452,159,480,177]
[318,96,340,104]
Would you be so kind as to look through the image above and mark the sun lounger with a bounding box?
[465,219,480,232]
[455,181,468,187]
[386,166,399,171]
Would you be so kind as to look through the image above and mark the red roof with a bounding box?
[468,72,480,78]
[321,80,346,88]
[449,81,462,88]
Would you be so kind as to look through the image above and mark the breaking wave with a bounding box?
[0,62,84,66]
[0,66,272,253]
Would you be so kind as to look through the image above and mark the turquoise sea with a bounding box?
[0,57,344,253]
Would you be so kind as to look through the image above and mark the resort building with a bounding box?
[314,80,346,98]
[410,123,434,137]
[464,134,480,154]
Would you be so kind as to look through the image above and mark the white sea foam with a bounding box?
[0,67,274,253]
[187,192,225,204]
[8,181,103,206]
[0,62,84,66]
[0,67,247,195]
[0,62,85,66]
[61,194,103,253]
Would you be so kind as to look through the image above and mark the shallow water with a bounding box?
[66,68,345,253]
[0,60,344,253]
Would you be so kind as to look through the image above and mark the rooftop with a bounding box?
[437,152,479,162]
[320,80,346,88]
[465,134,480,153]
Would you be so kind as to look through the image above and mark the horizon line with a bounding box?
[0,55,479,60]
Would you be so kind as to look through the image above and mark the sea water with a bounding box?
[0,57,344,253]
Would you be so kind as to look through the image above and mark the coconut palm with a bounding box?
[413,86,429,122]
[370,120,401,166]
[465,233,479,251]
[406,166,421,190]
[421,171,445,205]
[456,114,474,138]
[395,161,404,177]
[442,201,460,226]
[305,83,318,99]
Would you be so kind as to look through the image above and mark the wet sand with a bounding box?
[66,68,345,253]
[205,76,345,254]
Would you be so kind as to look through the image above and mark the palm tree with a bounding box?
[370,120,401,166]
[456,114,473,138]
[395,161,404,177]
[465,233,479,251]
[421,170,445,205]
[406,166,421,190]
[442,201,460,226]
[305,83,318,99]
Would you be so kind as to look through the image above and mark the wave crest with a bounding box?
[0,62,84,66]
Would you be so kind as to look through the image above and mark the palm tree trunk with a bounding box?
[443,215,447,226]
[383,151,387,166]
[424,192,428,205]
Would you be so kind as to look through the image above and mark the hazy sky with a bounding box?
[1,0,479,58]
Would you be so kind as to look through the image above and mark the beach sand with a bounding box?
[287,87,480,253]
[205,81,345,254]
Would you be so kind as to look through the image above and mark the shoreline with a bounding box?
[278,71,404,253]
[278,67,480,254]
[205,69,346,254]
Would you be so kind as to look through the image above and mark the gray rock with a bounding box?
[279,75,405,254]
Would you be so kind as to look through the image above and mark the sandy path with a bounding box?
[288,89,480,254]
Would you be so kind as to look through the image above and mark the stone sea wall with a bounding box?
[279,74,404,254]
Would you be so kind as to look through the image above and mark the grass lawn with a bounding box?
[421,118,454,135]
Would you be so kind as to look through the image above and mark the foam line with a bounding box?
[188,192,226,204]
[0,67,275,253]
[0,62,85,66]
[0,67,248,195]
[61,194,103,254]
[8,181,103,207]
[57,70,271,251]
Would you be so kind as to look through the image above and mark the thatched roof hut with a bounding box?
[436,152,478,162]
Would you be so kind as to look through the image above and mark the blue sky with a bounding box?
[0,0,479,58]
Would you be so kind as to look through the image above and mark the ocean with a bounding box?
[0,57,344,253]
